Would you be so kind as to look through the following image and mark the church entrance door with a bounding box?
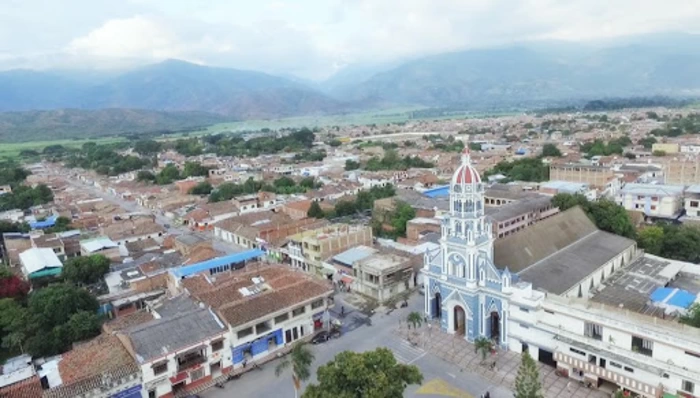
[490,311,500,342]
[434,292,442,319]
[453,305,466,336]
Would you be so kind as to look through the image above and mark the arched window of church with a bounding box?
[455,222,462,235]
[454,200,462,212]
[479,267,485,282]
[465,200,473,211]
[453,184,461,193]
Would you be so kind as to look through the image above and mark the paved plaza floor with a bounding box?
[400,322,610,398]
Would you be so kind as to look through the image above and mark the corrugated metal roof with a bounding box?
[80,237,118,253]
[333,246,377,267]
[18,248,62,275]
[171,249,264,278]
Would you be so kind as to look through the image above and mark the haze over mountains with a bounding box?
[1,33,699,121]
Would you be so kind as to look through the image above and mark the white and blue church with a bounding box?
[422,148,513,348]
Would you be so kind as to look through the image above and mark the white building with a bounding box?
[616,183,685,219]
[422,148,700,398]
[19,247,63,280]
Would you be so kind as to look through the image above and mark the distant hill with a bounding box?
[0,109,226,142]
[0,60,347,119]
[330,35,700,108]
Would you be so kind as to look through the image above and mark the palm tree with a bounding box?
[275,341,315,398]
[407,312,423,330]
[474,337,493,362]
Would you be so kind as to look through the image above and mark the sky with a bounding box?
[2,0,699,80]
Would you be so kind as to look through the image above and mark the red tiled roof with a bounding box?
[0,375,42,398]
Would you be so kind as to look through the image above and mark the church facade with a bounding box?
[422,148,513,348]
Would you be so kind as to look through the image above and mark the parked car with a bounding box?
[311,331,332,344]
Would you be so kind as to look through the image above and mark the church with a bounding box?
[422,148,700,398]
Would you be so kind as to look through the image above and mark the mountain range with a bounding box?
[0,33,699,140]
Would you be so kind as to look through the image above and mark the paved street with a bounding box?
[201,293,511,398]
[60,173,246,255]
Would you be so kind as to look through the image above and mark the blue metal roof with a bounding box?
[30,215,57,229]
[668,290,696,308]
[423,185,450,198]
[650,287,696,309]
[171,249,265,278]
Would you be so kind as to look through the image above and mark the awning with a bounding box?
[340,276,353,284]
[29,268,62,279]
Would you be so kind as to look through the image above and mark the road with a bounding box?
[59,171,246,255]
[203,294,511,398]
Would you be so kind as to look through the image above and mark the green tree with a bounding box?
[303,348,423,398]
[189,181,213,195]
[390,202,416,238]
[65,311,102,343]
[540,143,562,157]
[133,140,162,155]
[156,164,181,185]
[681,303,700,328]
[62,255,111,285]
[136,170,156,182]
[275,341,315,398]
[551,194,635,239]
[483,158,549,182]
[652,150,667,157]
[328,139,342,147]
[474,337,493,362]
[638,136,657,149]
[307,201,325,219]
[637,226,664,255]
[345,159,361,171]
[182,161,211,177]
[551,193,589,211]
[468,142,482,151]
[407,312,423,329]
[514,351,543,398]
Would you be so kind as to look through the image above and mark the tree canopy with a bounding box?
[189,181,213,195]
[638,223,700,264]
[62,255,111,286]
[540,143,562,157]
[0,184,54,211]
[514,351,543,398]
[307,201,325,219]
[133,139,162,155]
[365,150,435,171]
[303,348,423,398]
[551,193,636,238]
[484,158,549,182]
[0,284,101,356]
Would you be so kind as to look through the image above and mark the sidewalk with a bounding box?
[399,324,609,398]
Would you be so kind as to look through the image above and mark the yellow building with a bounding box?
[549,163,614,188]
[664,159,700,185]
[652,143,680,154]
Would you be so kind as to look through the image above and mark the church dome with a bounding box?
[452,146,481,185]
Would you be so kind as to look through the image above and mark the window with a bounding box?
[623,366,634,373]
[588,354,597,364]
[686,351,700,359]
[274,313,289,324]
[584,322,603,340]
[519,307,529,313]
[519,323,529,329]
[544,309,555,315]
[682,380,695,394]
[311,299,324,310]
[211,339,224,352]
[650,205,657,211]
[569,348,586,356]
[691,201,699,208]
[190,367,205,381]
[255,321,271,334]
[149,390,156,398]
[631,336,653,357]
[609,361,622,369]
[237,327,253,339]
[152,361,168,375]
[292,306,306,317]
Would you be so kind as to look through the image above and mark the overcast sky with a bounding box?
[2,0,699,79]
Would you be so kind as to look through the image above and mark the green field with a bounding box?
[0,137,126,159]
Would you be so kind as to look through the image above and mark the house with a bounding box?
[172,234,211,256]
[684,185,700,219]
[175,178,204,195]
[342,248,417,302]
[101,219,166,245]
[183,202,239,231]
[80,236,120,260]
[19,247,63,280]
[549,163,615,188]
[181,266,333,371]
[485,195,559,239]
[116,296,231,398]
[616,183,685,220]
[0,355,41,398]
[42,334,142,398]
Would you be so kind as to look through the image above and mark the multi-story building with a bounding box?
[116,296,232,398]
[285,224,373,275]
[616,183,685,219]
[349,249,417,302]
[485,195,558,239]
[652,143,680,154]
[664,159,700,185]
[684,185,700,219]
[422,148,700,398]
[549,163,615,188]
[180,266,333,370]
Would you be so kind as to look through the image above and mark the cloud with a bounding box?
[0,0,698,79]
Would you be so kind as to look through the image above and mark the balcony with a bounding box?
[176,349,207,372]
